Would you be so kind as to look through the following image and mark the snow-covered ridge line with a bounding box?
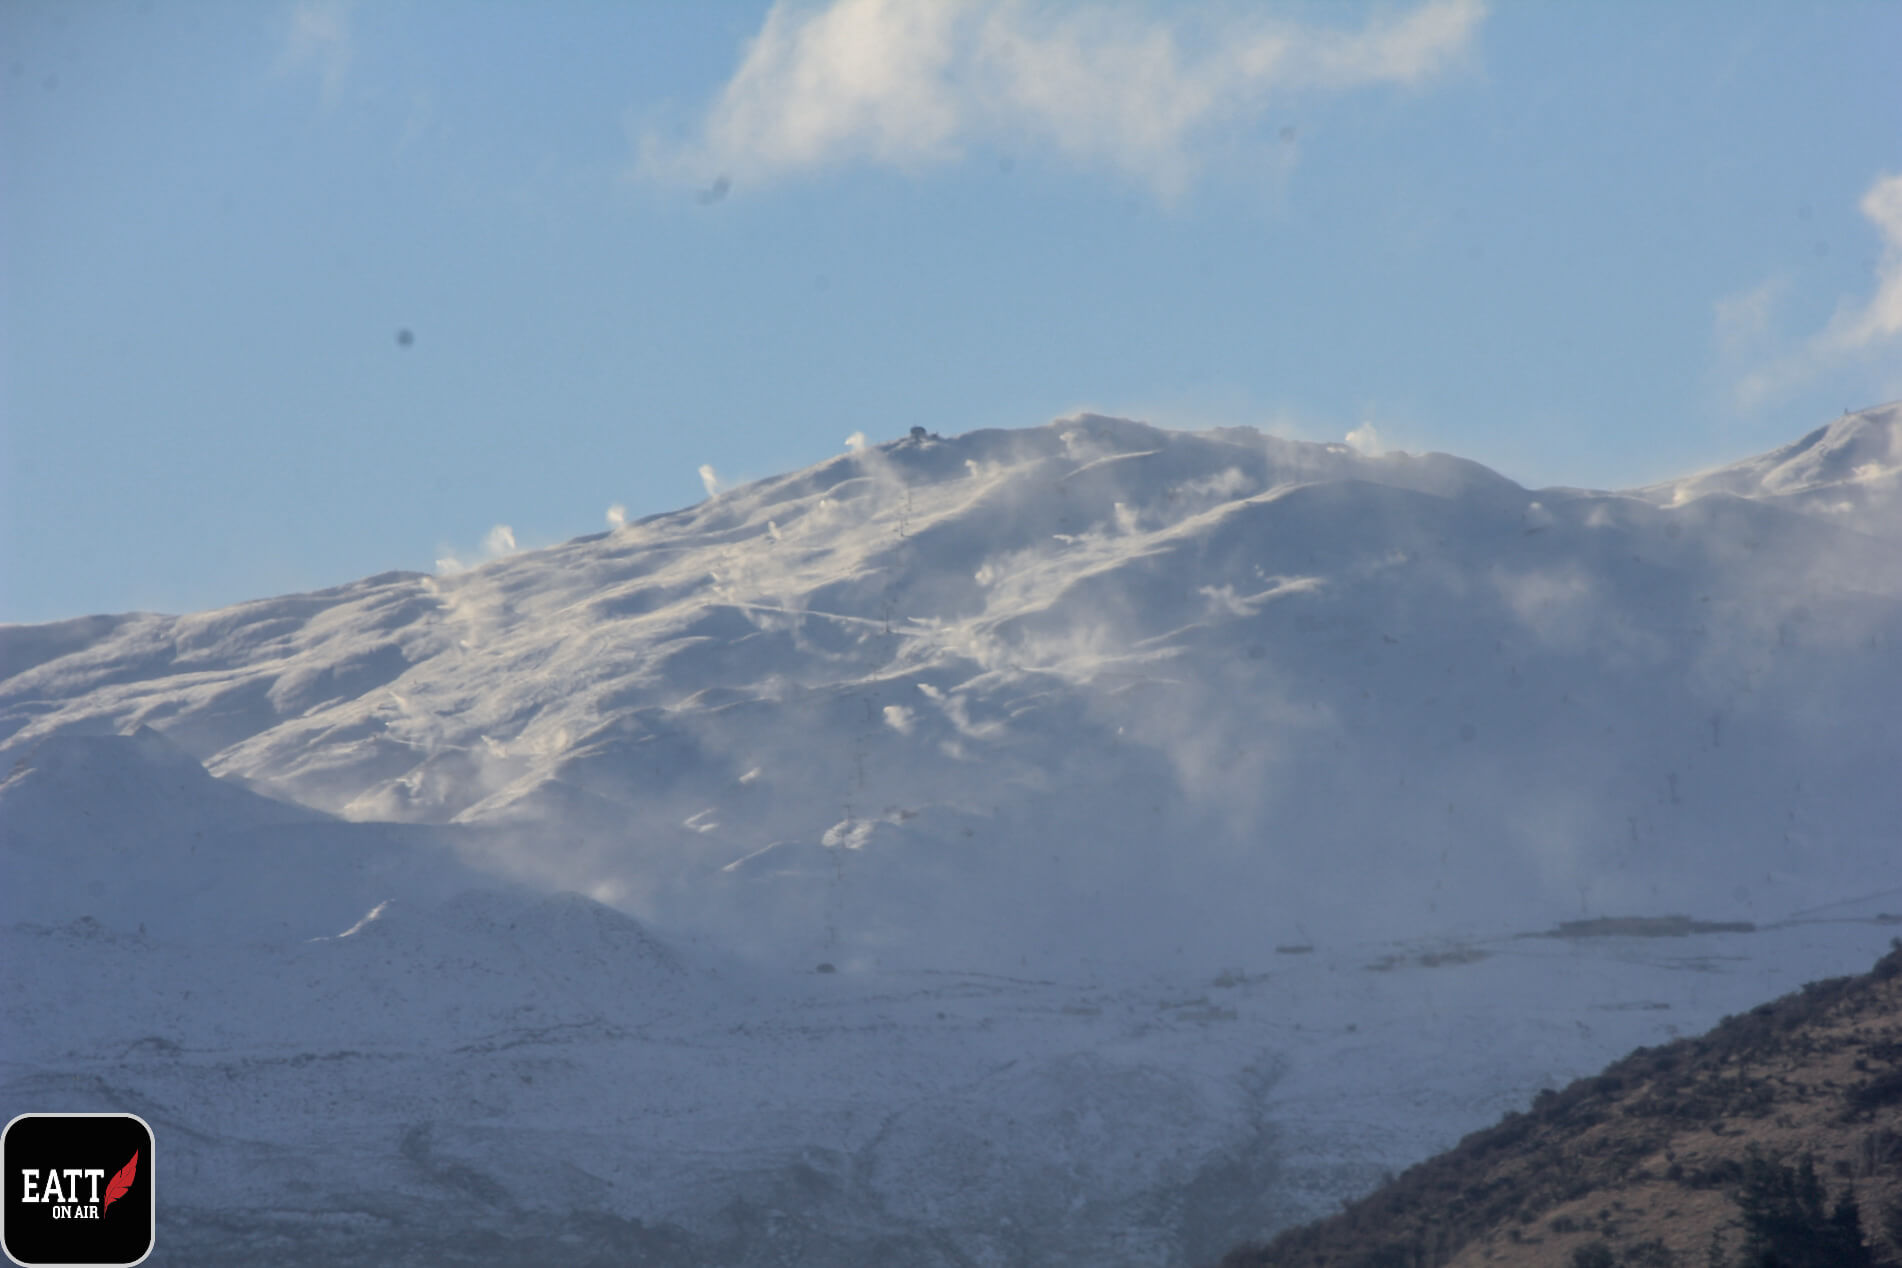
[4,407,1900,952]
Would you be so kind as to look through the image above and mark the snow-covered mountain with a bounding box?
[4,405,1899,1265]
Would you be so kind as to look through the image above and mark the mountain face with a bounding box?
[1636,407,1902,538]
[3,405,1900,1265]
[7,406,1899,969]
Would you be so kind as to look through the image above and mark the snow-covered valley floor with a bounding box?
[10,861,1896,1266]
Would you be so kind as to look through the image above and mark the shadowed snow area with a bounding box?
[4,407,1900,1264]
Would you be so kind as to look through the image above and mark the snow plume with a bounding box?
[434,523,521,574]
[1345,422,1384,456]
[1197,584,1258,618]
[1180,466,1253,501]
[640,0,1486,201]
[1489,563,1661,663]
[916,681,1005,741]
[817,424,928,536]
[1725,172,1902,407]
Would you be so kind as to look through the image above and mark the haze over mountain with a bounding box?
[4,405,1899,1264]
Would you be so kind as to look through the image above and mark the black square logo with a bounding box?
[3,1114,153,1267]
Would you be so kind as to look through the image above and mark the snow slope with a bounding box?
[3,406,1899,1264]
[1636,402,1902,539]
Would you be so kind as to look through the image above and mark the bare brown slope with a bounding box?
[1221,941,1902,1268]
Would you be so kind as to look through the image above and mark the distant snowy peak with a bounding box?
[3,404,1901,965]
[0,722,693,973]
[1634,401,1902,536]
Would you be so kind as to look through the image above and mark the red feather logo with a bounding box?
[101,1152,137,1214]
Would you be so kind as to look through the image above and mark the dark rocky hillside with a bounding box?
[1220,940,1902,1267]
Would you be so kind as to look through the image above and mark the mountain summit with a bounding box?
[6,407,1898,970]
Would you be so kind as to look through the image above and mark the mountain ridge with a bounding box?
[5,405,1900,1265]
[10,408,1898,970]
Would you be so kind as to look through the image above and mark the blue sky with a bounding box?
[3,0,1898,624]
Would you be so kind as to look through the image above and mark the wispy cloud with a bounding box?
[1723,173,1902,409]
[1834,173,1902,351]
[280,0,354,105]
[641,0,1486,201]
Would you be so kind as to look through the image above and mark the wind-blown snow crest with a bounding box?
[1639,401,1902,535]
[6,410,1898,969]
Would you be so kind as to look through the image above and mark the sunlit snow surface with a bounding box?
[4,406,1900,1264]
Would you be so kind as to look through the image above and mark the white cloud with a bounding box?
[845,430,868,453]
[1723,173,1902,408]
[1838,173,1902,349]
[606,503,628,529]
[642,0,1486,201]
[281,0,354,104]
[699,463,722,498]
[484,524,517,555]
